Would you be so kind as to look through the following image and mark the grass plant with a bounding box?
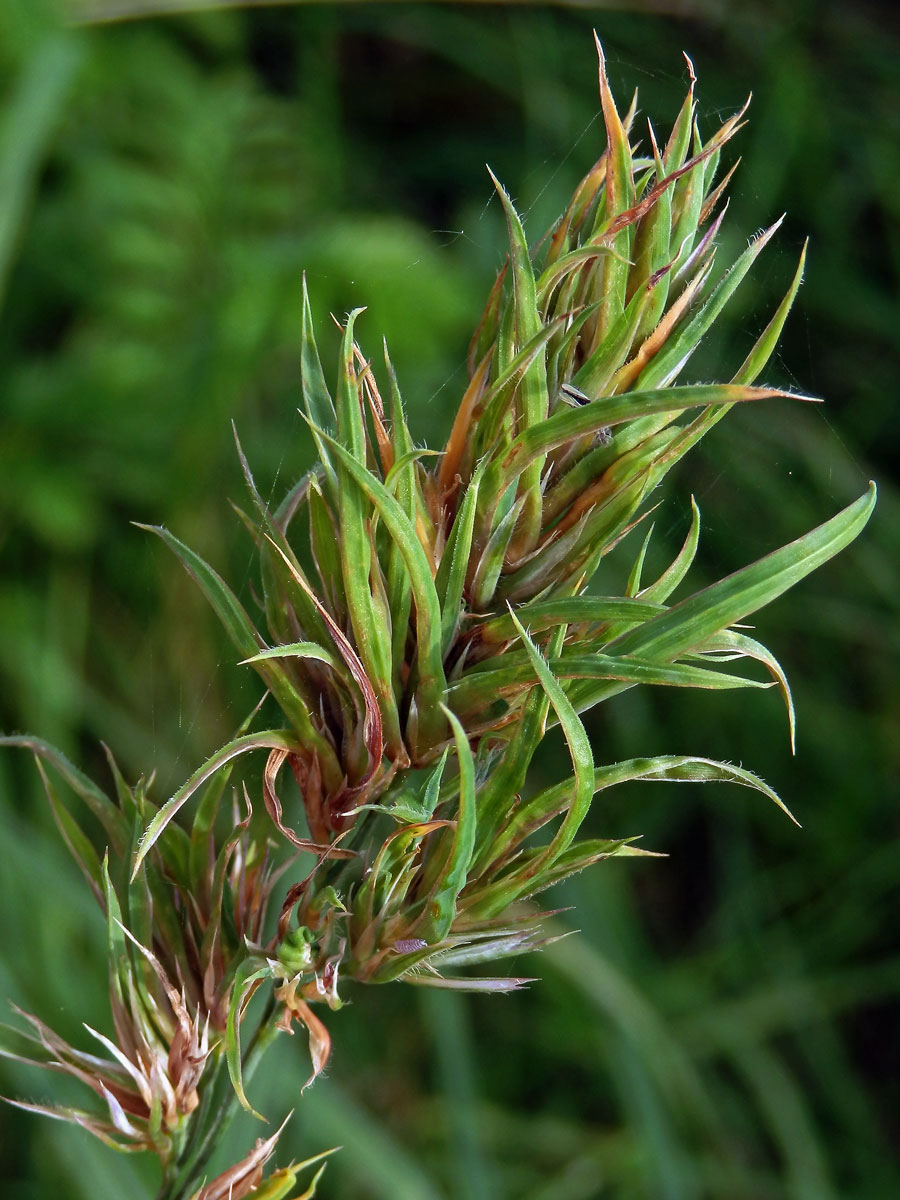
[0,30,879,1200]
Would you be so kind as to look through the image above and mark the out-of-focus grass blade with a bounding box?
[0,35,82,308]
[420,987,493,1200]
[729,1042,838,1199]
[547,933,727,1146]
[297,1077,444,1200]
[0,735,128,854]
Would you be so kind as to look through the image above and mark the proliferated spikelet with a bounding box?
[2,38,874,1184]
[122,43,872,1008]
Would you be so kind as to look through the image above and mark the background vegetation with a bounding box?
[1,1,897,1196]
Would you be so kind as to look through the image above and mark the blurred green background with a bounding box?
[1,1,898,1197]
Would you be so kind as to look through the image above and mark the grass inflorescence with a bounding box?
[0,38,875,1200]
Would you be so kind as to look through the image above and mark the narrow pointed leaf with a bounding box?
[132,731,302,880]
[732,241,807,385]
[38,760,104,903]
[225,960,273,1118]
[640,496,700,603]
[608,485,876,663]
[418,706,477,942]
[494,384,815,499]
[695,628,797,752]
[435,463,483,655]
[332,311,402,752]
[300,276,338,493]
[401,973,535,993]
[508,611,594,870]
[636,216,785,390]
[475,595,666,643]
[487,168,548,557]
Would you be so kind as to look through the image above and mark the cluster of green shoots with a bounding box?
[1,40,874,1200]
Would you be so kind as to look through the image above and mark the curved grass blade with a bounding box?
[241,640,344,674]
[626,522,655,596]
[694,628,796,753]
[639,496,700,603]
[131,731,302,880]
[449,651,771,716]
[493,754,798,864]
[37,759,104,904]
[225,959,272,1118]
